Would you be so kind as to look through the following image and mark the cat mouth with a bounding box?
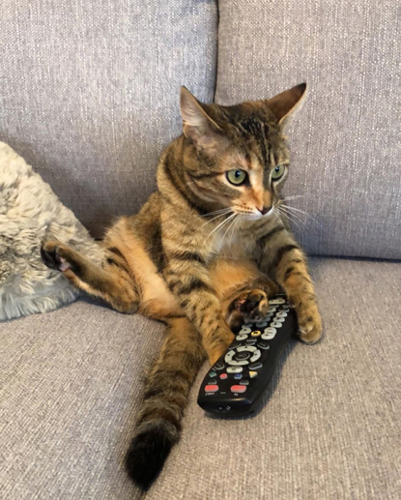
[238,206,275,220]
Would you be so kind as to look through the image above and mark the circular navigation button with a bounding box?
[235,351,251,361]
[249,349,261,363]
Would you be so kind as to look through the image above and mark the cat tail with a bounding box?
[125,317,205,490]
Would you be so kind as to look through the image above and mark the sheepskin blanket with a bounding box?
[0,142,104,320]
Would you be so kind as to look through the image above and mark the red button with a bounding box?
[220,373,228,380]
[205,384,219,393]
[230,385,247,393]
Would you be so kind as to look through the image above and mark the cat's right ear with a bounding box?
[180,87,223,148]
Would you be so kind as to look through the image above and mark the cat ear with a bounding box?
[265,83,307,125]
[180,86,223,147]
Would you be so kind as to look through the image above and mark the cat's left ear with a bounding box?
[265,83,307,125]
[180,86,223,147]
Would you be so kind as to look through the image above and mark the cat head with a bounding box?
[179,83,306,220]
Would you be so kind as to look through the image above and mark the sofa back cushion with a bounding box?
[0,1,217,236]
[216,0,401,259]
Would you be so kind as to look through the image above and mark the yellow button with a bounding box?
[249,371,258,378]
[251,330,261,337]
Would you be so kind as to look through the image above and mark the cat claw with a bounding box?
[40,245,70,272]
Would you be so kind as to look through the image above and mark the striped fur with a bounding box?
[41,83,322,489]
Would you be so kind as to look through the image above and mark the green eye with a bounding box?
[271,164,286,181]
[226,169,248,186]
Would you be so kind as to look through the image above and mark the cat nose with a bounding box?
[258,205,271,215]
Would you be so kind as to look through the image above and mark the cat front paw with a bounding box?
[41,241,71,272]
[296,300,323,344]
[226,289,269,331]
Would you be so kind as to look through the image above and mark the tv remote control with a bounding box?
[197,295,297,416]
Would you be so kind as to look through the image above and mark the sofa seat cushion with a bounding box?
[0,299,165,499]
[1,258,400,498]
[146,257,401,499]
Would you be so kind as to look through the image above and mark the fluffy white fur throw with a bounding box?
[0,142,104,320]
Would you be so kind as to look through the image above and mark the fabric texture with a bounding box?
[1,259,400,499]
[146,258,401,500]
[0,299,165,499]
[0,0,217,236]
[0,142,103,321]
[216,0,401,260]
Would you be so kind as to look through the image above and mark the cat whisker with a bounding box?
[283,194,305,201]
[221,213,238,243]
[277,204,305,224]
[276,206,302,231]
[225,212,244,244]
[280,203,322,229]
[208,212,236,239]
[202,207,233,217]
[273,210,286,229]
[201,210,233,228]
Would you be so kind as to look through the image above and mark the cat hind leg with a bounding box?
[41,240,139,313]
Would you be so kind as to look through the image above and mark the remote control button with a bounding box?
[251,330,262,337]
[209,371,217,378]
[255,321,268,328]
[268,306,277,313]
[225,351,235,364]
[249,370,258,378]
[269,298,286,305]
[276,311,288,318]
[270,321,283,328]
[237,345,257,352]
[234,373,242,379]
[273,317,285,323]
[230,385,247,393]
[205,384,219,393]
[257,341,270,350]
[227,366,243,374]
[239,379,249,385]
[249,362,263,370]
[245,338,257,344]
[262,328,277,340]
[219,373,228,380]
[235,351,251,361]
[227,359,250,366]
[236,333,248,341]
[249,350,261,363]
[208,379,217,384]
[239,327,251,334]
[243,323,253,328]
[213,362,225,371]
[229,341,243,350]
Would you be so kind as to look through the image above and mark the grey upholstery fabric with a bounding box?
[0,0,217,236]
[216,0,401,260]
[146,258,401,500]
[1,259,400,499]
[0,299,165,499]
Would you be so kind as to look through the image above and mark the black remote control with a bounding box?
[197,295,297,416]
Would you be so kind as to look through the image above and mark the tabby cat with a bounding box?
[41,83,322,489]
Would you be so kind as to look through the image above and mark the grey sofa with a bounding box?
[1,1,400,499]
